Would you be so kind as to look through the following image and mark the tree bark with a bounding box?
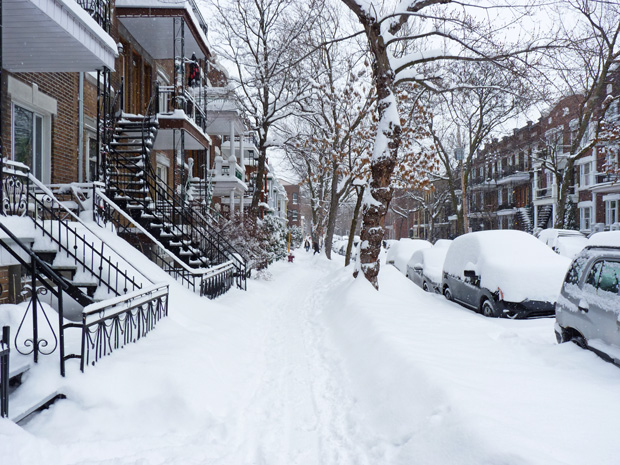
[345,186,364,267]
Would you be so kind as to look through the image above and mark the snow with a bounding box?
[587,231,620,247]
[443,230,571,303]
[2,249,620,464]
[407,239,452,285]
[385,238,432,273]
[537,228,588,258]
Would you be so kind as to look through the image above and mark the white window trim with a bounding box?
[8,77,56,184]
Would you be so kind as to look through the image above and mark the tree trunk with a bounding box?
[324,160,340,259]
[250,139,267,218]
[345,186,364,267]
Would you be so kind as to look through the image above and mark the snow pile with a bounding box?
[385,238,432,273]
[443,230,571,303]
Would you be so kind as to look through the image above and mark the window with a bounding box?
[580,206,592,231]
[292,192,298,205]
[13,104,44,180]
[156,157,169,201]
[598,261,620,295]
[581,163,591,187]
[292,210,298,221]
[585,261,603,288]
[566,256,588,285]
[605,200,619,225]
[88,137,99,181]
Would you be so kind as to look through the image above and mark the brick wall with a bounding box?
[0,266,10,304]
[1,72,80,184]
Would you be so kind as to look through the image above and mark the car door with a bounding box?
[588,259,620,348]
[570,260,603,342]
[460,270,481,308]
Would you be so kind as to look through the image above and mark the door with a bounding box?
[588,260,620,347]
[131,52,142,114]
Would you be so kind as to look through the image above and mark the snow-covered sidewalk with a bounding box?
[1,249,619,464]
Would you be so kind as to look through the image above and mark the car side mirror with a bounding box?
[464,269,479,286]
[464,269,477,279]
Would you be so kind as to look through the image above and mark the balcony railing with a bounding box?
[596,173,619,184]
[76,0,111,32]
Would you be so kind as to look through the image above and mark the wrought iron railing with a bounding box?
[158,85,207,132]
[0,160,144,298]
[80,284,168,370]
[76,0,111,32]
[1,326,9,418]
[0,222,73,375]
[93,188,236,298]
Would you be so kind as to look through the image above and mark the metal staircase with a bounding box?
[104,96,246,296]
[537,204,554,229]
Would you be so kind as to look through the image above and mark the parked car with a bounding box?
[406,240,452,292]
[442,230,571,318]
[386,239,432,274]
[555,231,620,362]
[536,228,588,258]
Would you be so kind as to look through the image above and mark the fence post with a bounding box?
[1,326,10,418]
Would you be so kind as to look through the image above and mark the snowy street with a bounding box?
[1,250,619,465]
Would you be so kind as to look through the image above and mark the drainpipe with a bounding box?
[78,72,84,182]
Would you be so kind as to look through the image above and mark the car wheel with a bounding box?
[481,299,497,318]
[572,333,588,349]
[444,286,453,301]
[423,282,430,292]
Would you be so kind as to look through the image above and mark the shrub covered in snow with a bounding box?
[219,215,288,271]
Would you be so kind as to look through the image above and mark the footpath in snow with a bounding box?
[1,248,619,465]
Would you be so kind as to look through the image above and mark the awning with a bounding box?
[2,0,117,72]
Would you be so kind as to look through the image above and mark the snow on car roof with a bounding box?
[587,231,620,248]
[408,243,451,284]
[443,230,571,303]
[386,239,432,273]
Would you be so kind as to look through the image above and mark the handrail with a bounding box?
[27,175,145,296]
[94,189,235,297]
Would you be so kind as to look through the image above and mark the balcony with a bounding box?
[3,0,117,72]
[596,173,619,184]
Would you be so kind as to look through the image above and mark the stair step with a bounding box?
[10,388,65,424]
[9,353,31,384]
[50,265,77,279]
[32,248,58,264]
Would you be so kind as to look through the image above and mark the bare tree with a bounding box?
[209,0,322,219]
[427,61,535,235]
[339,0,546,288]
[543,0,620,228]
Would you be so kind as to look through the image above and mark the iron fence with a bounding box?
[80,284,169,370]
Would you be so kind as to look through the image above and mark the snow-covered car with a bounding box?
[332,239,348,256]
[386,239,432,274]
[555,232,620,362]
[442,230,571,318]
[536,228,588,258]
[406,240,452,292]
